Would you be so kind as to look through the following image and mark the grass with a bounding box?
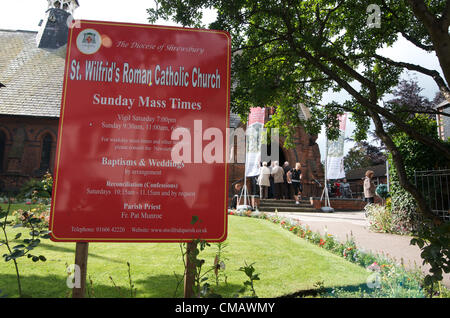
[0,215,372,298]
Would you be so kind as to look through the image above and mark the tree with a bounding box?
[388,115,450,291]
[377,77,438,137]
[344,141,386,172]
[147,0,450,222]
[405,0,450,95]
[433,90,447,106]
[386,77,434,118]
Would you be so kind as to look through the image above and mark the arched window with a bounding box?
[0,131,5,172]
[40,134,53,171]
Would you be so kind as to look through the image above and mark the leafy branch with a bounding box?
[238,261,260,298]
[0,198,50,297]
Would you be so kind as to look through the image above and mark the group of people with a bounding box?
[327,170,377,204]
[256,161,304,205]
[243,163,377,206]
[327,178,352,198]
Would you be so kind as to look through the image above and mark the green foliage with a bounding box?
[178,239,260,298]
[0,203,51,297]
[388,115,448,227]
[386,114,449,294]
[389,191,422,235]
[149,4,449,294]
[2,213,438,298]
[126,262,137,298]
[375,184,389,200]
[390,115,448,173]
[147,0,448,151]
[108,262,137,298]
[388,115,447,234]
[410,222,450,297]
[365,204,393,233]
[18,172,53,204]
[328,264,426,298]
[190,215,200,225]
[0,173,53,297]
[238,262,260,298]
[212,242,228,286]
[10,205,50,230]
[230,211,437,297]
[344,147,374,171]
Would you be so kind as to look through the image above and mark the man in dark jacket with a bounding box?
[283,161,291,199]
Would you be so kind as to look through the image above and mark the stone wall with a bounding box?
[310,197,383,211]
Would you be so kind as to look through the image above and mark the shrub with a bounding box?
[10,204,50,229]
[18,172,53,204]
[390,191,423,235]
[365,204,393,233]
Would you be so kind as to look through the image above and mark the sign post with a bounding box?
[183,241,197,298]
[50,20,230,297]
[72,242,89,298]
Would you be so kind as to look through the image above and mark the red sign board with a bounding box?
[49,21,230,242]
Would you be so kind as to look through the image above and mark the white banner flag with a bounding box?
[245,107,265,177]
[327,113,347,180]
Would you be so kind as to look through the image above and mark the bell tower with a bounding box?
[36,0,80,56]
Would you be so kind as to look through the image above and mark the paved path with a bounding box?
[272,211,450,289]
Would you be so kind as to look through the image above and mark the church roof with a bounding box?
[0,29,64,118]
[346,164,386,180]
[0,29,311,127]
[435,99,449,109]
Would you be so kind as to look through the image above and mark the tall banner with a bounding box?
[326,113,347,180]
[245,107,265,177]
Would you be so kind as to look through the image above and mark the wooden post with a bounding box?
[183,241,197,298]
[72,242,89,298]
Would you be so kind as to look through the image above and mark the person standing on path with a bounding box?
[290,162,303,204]
[268,161,275,198]
[341,178,352,198]
[258,162,271,199]
[283,161,292,199]
[364,170,376,204]
[271,161,285,200]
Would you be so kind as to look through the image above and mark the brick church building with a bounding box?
[228,108,324,198]
[0,29,61,192]
[0,29,325,197]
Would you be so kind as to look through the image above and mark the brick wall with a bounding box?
[1,110,326,196]
[310,197,368,211]
[228,117,325,198]
[0,115,58,192]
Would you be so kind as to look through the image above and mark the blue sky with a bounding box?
[0,0,445,160]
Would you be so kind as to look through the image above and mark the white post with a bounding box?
[386,157,390,192]
[320,126,332,211]
[237,131,251,210]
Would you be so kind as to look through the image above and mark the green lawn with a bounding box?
[0,215,371,298]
